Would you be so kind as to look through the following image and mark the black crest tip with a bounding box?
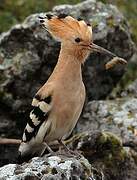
[39,19,45,23]
[34,94,41,101]
[44,96,52,104]
[38,16,45,19]
[87,23,91,26]
[46,13,53,20]
[58,13,68,19]
[78,17,83,21]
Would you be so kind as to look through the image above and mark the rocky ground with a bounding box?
[0,0,137,179]
[0,155,94,180]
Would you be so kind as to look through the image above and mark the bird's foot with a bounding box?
[42,142,57,157]
[58,140,82,159]
[45,151,58,157]
[62,149,82,159]
[45,149,74,158]
[42,141,82,159]
[45,147,82,159]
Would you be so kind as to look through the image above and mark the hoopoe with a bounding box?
[18,14,121,162]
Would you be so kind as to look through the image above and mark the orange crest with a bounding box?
[39,14,92,44]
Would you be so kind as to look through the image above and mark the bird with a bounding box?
[18,14,118,162]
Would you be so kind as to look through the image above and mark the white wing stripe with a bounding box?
[30,112,40,126]
[38,101,51,113]
[26,124,34,133]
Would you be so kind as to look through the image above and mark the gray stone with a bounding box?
[0,155,96,180]
[77,97,137,148]
[0,0,136,177]
[0,130,137,180]
[66,131,137,180]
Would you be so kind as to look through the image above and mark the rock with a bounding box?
[77,97,137,146]
[66,131,137,180]
[1,131,137,180]
[107,52,137,99]
[0,0,135,120]
[125,79,137,98]
[0,0,136,169]
[0,155,99,180]
[74,95,137,179]
[112,76,137,99]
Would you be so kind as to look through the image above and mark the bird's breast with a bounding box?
[47,83,85,140]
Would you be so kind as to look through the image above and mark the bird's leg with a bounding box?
[58,140,71,153]
[41,142,56,157]
[58,140,73,157]
[58,140,82,158]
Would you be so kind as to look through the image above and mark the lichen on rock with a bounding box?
[77,97,137,146]
[0,155,99,180]
[66,131,137,180]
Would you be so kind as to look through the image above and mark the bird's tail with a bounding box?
[18,141,45,163]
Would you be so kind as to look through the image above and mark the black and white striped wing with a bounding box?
[22,94,52,142]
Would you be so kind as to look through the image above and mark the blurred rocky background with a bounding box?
[0,0,137,179]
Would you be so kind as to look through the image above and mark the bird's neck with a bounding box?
[50,44,84,82]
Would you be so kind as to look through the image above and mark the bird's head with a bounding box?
[39,14,116,62]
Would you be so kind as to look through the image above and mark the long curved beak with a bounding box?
[89,43,117,58]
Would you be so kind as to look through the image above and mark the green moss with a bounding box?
[106,17,115,28]
[43,166,53,174]
[80,157,92,178]
[127,111,134,119]
[96,132,127,167]
[127,125,134,133]
[98,132,122,150]
[65,132,86,145]
[91,20,99,28]
[65,131,128,176]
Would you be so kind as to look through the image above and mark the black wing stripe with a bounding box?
[44,96,51,104]
[34,94,41,101]
[34,94,52,104]
[32,95,51,108]
[24,129,33,142]
[23,95,52,142]
[32,106,45,120]
[23,109,49,142]
[27,117,37,128]
[58,13,68,19]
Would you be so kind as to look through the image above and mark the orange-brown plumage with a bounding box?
[46,16,92,43]
[18,14,124,161]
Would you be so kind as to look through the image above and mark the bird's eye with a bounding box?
[75,37,81,43]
